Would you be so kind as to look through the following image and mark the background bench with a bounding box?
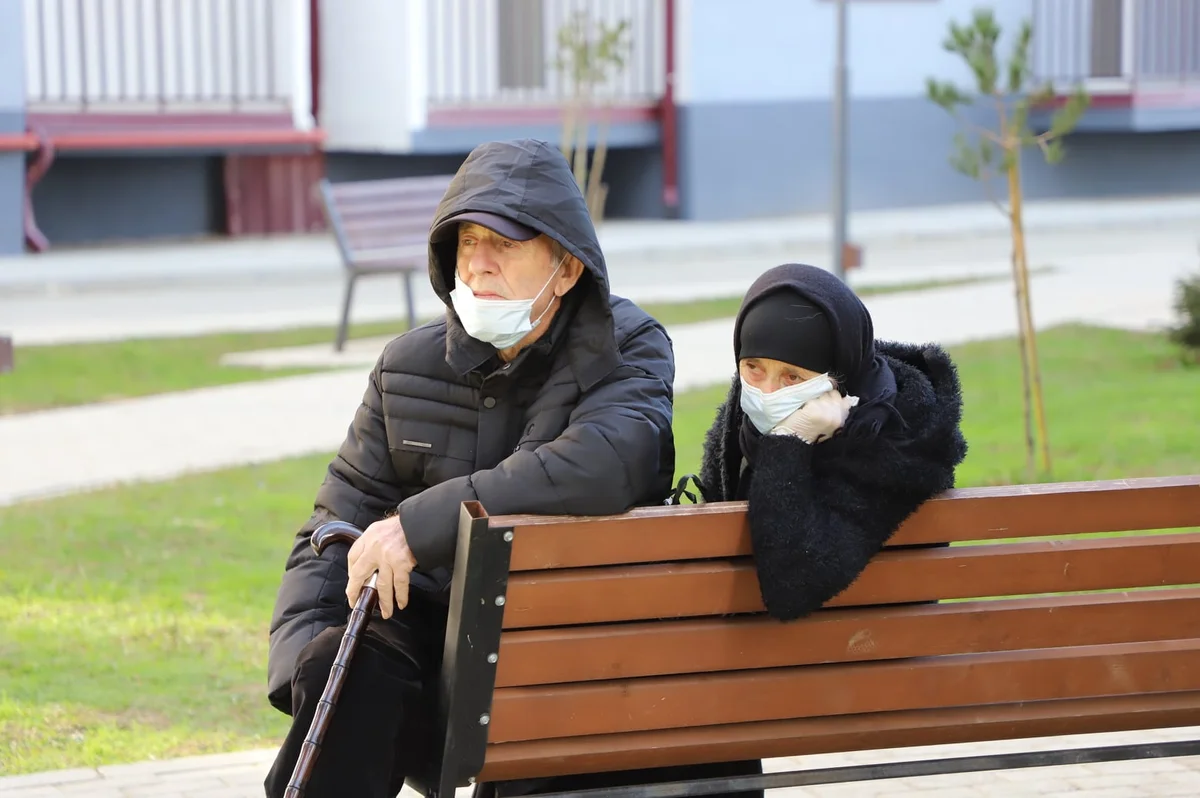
[415,475,1200,797]
[318,175,454,351]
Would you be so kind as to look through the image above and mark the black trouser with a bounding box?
[265,593,764,798]
[264,594,448,798]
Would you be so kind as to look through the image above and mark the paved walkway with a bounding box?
[4,726,1200,796]
[3,194,1199,346]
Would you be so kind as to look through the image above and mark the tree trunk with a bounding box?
[560,100,578,171]
[560,66,583,177]
[586,102,614,222]
[1001,155,1036,479]
[1006,146,1052,477]
[572,85,592,192]
[0,335,13,374]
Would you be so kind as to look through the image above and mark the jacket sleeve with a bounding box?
[266,355,405,714]
[398,321,675,570]
[746,431,957,621]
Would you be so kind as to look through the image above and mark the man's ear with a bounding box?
[555,254,586,296]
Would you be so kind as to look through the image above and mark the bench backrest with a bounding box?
[431,476,1200,789]
[319,176,454,270]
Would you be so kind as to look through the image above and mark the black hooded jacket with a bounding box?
[266,139,676,712]
[698,271,967,622]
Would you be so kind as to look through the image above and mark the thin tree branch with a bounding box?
[942,103,1007,145]
[980,171,1013,219]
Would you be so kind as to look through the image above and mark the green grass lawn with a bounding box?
[0,275,1002,415]
[3,324,1197,775]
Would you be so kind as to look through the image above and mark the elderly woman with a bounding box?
[698,263,968,621]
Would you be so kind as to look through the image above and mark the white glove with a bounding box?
[771,390,860,444]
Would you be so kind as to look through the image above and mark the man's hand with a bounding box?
[771,390,860,444]
[346,515,418,619]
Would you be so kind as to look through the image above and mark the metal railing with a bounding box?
[23,0,296,113]
[1032,0,1200,89]
[426,0,667,107]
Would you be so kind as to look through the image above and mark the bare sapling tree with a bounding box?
[927,8,1089,479]
[554,9,632,223]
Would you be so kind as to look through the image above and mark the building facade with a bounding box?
[1,0,1198,256]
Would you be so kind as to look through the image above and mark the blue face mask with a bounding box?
[739,373,835,434]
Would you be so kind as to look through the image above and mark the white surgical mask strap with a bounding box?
[528,257,566,327]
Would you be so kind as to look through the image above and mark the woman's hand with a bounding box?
[771,390,859,444]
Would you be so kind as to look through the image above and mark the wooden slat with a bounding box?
[494,590,1200,687]
[353,247,427,265]
[503,503,751,570]
[329,175,453,201]
[344,230,430,255]
[502,533,1200,627]
[477,691,1200,782]
[338,204,441,225]
[492,476,1200,571]
[335,188,448,208]
[487,638,1200,743]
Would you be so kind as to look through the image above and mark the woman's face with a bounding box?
[739,357,830,394]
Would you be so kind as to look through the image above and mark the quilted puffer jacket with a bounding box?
[265,139,677,712]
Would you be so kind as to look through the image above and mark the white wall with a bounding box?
[318,0,420,151]
[678,0,1034,104]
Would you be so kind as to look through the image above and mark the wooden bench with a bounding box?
[411,475,1200,797]
[318,175,455,351]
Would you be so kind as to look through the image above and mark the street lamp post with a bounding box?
[831,0,849,281]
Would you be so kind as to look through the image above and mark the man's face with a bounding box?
[456,223,570,316]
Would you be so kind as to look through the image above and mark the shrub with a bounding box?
[1169,269,1200,364]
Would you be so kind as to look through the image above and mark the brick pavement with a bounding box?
[4,726,1200,796]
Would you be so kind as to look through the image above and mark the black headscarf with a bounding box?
[738,291,836,375]
[734,263,902,461]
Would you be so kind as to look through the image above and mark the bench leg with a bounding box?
[336,273,357,352]
[403,270,418,331]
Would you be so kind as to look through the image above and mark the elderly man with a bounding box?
[262,139,683,797]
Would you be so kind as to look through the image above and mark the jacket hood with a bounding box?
[426,139,617,384]
[429,140,609,303]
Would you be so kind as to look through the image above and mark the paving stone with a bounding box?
[0,769,100,789]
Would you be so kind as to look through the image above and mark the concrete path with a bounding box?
[3,726,1199,796]
[3,195,1198,346]
[5,194,1199,291]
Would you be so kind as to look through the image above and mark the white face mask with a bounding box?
[449,260,563,349]
[740,373,835,434]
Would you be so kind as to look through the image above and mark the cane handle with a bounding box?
[311,520,364,556]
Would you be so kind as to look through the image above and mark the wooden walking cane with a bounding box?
[285,520,377,798]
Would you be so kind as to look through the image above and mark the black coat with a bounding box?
[266,139,677,712]
[698,341,968,621]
